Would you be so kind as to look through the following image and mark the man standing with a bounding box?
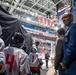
[45,52,50,68]
[60,12,76,75]
[54,28,65,75]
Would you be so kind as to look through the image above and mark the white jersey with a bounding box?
[29,52,41,67]
[0,51,5,73]
[0,38,5,73]
[4,46,30,75]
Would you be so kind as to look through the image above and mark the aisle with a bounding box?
[41,60,54,75]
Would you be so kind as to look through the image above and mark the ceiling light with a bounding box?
[26,17,32,22]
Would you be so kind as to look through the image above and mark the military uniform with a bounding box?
[62,22,76,75]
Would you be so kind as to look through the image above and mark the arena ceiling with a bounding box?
[0,0,69,18]
[0,0,70,31]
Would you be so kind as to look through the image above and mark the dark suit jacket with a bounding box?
[62,22,76,74]
[54,38,64,70]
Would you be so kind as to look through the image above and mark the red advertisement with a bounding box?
[38,16,56,27]
[38,17,42,23]
[42,18,46,24]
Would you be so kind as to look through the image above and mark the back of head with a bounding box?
[57,28,65,35]
[31,46,37,53]
[11,32,24,48]
[35,41,40,46]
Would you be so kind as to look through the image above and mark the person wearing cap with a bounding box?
[54,28,65,75]
[60,12,76,75]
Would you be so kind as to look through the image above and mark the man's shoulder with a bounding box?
[73,22,76,25]
[72,22,76,27]
[58,38,63,41]
[4,47,24,51]
[70,22,76,31]
[4,46,27,54]
[16,48,28,55]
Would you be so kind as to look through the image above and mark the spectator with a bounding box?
[54,28,65,75]
[60,12,76,75]
[45,52,50,68]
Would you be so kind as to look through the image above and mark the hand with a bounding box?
[60,63,66,69]
[54,70,57,75]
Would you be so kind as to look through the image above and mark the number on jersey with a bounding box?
[6,54,15,72]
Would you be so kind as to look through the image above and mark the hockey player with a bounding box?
[0,38,5,75]
[29,46,43,75]
[4,32,30,75]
